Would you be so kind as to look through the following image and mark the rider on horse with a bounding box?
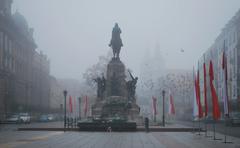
[109,23,123,58]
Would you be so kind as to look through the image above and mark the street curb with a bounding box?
[18,127,204,132]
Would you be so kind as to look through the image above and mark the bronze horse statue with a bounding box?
[109,23,123,58]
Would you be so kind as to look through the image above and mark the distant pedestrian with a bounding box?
[71,118,74,128]
[107,126,112,132]
[67,117,70,128]
[144,117,149,132]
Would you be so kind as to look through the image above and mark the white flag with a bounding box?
[222,51,229,115]
[193,68,198,118]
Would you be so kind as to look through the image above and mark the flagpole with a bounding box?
[204,117,208,137]
[223,115,232,143]
[213,120,217,140]
[192,66,196,133]
[162,91,166,127]
[197,61,201,135]
[204,116,212,138]
[203,54,211,138]
[213,120,216,139]
[209,54,222,141]
[222,40,233,144]
[198,117,201,135]
[197,61,202,136]
[204,54,207,137]
[212,120,222,140]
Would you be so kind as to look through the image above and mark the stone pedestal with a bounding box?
[106,58,127,97]
[92,58,140,121]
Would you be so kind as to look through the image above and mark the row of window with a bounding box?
[0,31,15,72]
[199,24,240,100]
[0,31,37,75]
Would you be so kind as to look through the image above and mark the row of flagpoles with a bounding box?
[67,95,89,118]
[193,43,231,143]
[150,44,231,142]
[193,51,229,121]
[149,49,228,122]
[151,90,176,118]
[193,58,224,120]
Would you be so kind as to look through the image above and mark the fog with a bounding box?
[12,0,240,80]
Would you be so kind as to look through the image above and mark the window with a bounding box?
[0,32,3,69]
[4,35,7,52]
[8,39,11,55]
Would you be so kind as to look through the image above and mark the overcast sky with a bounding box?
[12,0,240,80]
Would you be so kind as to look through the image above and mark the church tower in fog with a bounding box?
[0,0,13,16]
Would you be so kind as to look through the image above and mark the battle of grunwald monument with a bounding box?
[91,23,140,124]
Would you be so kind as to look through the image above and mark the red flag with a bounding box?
[84,96,88,117]
[203,61,208,116]
[209,60,221,120]
[69,96,73,113]
[152,96,157,115]
[196,69,203,118]
[73,97,76,114]
[168,90,175,115]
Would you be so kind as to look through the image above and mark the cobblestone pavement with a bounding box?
[0,131,240,148]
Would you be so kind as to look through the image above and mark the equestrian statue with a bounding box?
[109,23,123,59]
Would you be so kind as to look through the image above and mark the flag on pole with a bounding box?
[209,60,221,120]
[84,96,88,117]
[203,56,208,116]
[196,68,203,118]
[73,97,76,116]
[168,90,175,115]
[69,96,73,113]
[222,51,229,116]
[193,67,198,118]
[152,96,157,116]
[78,97,81,118]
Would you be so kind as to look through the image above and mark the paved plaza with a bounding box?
[0,130,240,148]
[1,122,240,148]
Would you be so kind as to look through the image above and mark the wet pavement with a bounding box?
[0,121,63,131]
[178,120,240,138]
[0,121,240,148]
[0,131,240,148]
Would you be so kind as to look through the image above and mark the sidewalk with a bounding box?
[177,120,240,138]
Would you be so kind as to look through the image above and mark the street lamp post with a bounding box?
[162,90,166,127]
[63,90,67,131]
[78,97,81,120]
[60,103,63,120]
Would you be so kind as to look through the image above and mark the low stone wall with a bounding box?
[77,122,137,131]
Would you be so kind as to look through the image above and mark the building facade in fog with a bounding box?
[199,9,240,113]
[0,0,50,119]
[49,76,63,113]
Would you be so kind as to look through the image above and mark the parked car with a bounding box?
[47,114,54,121]
[39,115,49,122]
[52,114,62,121]
[6,114,21,123]
[39,114,55,122]
[18,113,31,124]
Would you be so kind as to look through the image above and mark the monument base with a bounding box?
[77,121,137,131]
[92,52,140,122]
[92,95,140,121]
